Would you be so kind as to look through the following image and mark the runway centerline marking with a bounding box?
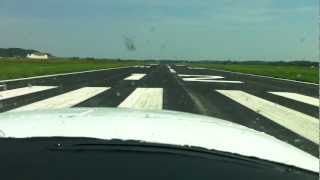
[118,88,163,110]
[167,65,177,74]
[0,86,57,101]
[217,90,319,144]
[169,69,177,73]
[269,92,319,107]
[124,73,146,80]
[179,74,243,83]
[10,87,110,112]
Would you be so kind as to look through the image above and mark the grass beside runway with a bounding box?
[190,64,319,84]
[0,59,143,80]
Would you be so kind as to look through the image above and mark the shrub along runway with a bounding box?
[0,64,318,157]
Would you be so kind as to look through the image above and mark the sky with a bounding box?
[0,0,317,60]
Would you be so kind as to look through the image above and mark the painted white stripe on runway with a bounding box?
[179,74,243,83]
[134,66,151,68]
[169,69,177,73]
[10,87,110,112]
[0,86,57,101]
[184,79,243,83]
[188,67,207,70]
[118,88,163,110]
[167,65,177,73]
[269,92,319,107]
[217,90,319,144]
[178,74,223,77]
[124,74,146,80]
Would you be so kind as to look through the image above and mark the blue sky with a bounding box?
[0,0,317,60]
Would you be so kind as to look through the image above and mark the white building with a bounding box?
[27,52,49,59]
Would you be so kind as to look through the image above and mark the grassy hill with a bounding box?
[0,58,142,80]
[190,62,319,84]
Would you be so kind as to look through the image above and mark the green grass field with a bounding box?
[190,64,319,84]
[0,59,142,80]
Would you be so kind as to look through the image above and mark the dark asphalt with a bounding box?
[0,64,318,157]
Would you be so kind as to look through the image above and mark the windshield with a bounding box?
[0,0,318,176]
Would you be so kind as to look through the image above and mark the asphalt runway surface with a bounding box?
[0,64,318,157]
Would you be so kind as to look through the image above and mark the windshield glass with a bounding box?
[0,0,318,175]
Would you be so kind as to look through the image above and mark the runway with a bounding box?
[0,64,318,157]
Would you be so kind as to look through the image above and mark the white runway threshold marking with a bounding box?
[10,87,110,112]
[179,74,243,83]
[216,90,319,144]
[124,73,146,80]
[269,92,319,107]
[118,88,163,110]
[0,86,57,101]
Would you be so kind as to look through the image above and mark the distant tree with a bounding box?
[71,57,80,60]
[85,57,95,61]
